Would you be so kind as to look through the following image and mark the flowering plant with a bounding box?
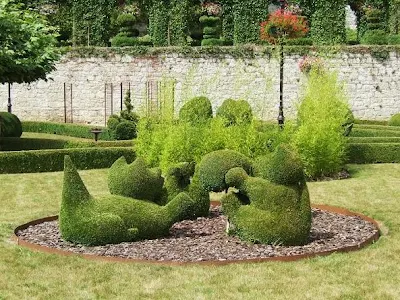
[201,2,222,16]
[298,56,325,74]
[260,10,308,44]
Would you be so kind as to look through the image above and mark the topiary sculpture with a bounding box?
[389,113,400,126]
[216,99,253,126]
[221,145,311,245]
[108,156,164,204]
[60,155,199,245]
[179,96,213,125]
[198,149,253,192]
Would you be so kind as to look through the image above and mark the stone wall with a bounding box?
[1,49,399,125]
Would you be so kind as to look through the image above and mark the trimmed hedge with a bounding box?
[348,137,400,143]
[353,124,400,131]
[0,137,132,151]
[216,99,253,126]
[350,128,400,137]
[0,147,136,174]
[347,143,400,163]
[354,119,388,125]
[22,121,113,140]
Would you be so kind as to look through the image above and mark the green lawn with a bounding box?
[1,164,400,299]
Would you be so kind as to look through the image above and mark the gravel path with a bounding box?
[16,207,379,262]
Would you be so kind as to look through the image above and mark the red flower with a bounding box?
[260,10,309,44]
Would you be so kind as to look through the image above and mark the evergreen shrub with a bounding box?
[216,99,253,126]
[0,112,22,137]
[179,96,213,124]
[389,113,400,126]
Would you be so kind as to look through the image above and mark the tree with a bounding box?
[0,0,60,84]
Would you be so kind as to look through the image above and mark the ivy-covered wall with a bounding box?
[311,0,347,44]
[1,46,399,125]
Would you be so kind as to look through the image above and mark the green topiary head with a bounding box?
[216,99,253,126]
[0,112,22,137]
[267,144,305,186]
[389,113,400,126]
[114,121,137,140]
[179,96,213,125]
[198,149,252,192]
[225,167,249,189]
[108,156,164,203]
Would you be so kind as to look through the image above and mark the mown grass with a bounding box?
[1,164,400,299]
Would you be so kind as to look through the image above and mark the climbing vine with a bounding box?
[233,0,272,44]
[310,0,347,45]
[72,0,115,46]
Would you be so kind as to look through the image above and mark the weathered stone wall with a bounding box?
[1,50,399,125]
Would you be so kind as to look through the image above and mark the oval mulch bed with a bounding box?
[14,205,380,265]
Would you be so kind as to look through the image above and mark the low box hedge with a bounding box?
[347,137,400,144]
[22,121,113,140]
[347,143,400,163]
[0,137,133,151]
[0,147,136,174]
[350,128,400,137]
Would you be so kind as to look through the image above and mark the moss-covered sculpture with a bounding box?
[221,145,312,245]
[198,149,253,192]
[60,156,200,245]
[108,156,164,204]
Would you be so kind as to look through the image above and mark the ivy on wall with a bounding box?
[233,0,271,44]
[311,0,347,45]
[221,0,234,45]
[389,0,400,33]
[72,0,115,46]
[148,0,169,46]
[148,0,189,47]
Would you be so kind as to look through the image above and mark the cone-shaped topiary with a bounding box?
[198,149,252,192]
[179,96,213,125]
[216,99,253,126]
[60,155,199,245]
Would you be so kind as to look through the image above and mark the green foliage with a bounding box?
[389,0,400,34]
[107,90,139,140]
[311,0,346,45]
[199,16,222,46]
[198,149,253,192]
[60,155,198,245]
[108,157,164,203]
[293,69,350,178]
[149,1,169,46]
[163,161,195,203]
[71,0,115,46]
[222,166,311,245]
[111,35,139,47]
[361,29,388,44]
[22,121,113,140]
[216,99,253,126]
[0,0,59,84]
[0,137,132,151]
[388,34,400,44]
[114,121,137,140]
[233,0,271,44]
[346,29,359,45]
[389,113,400,126]
[221,0,234,44]
[350,128,400,137]
[0,112,22,137]
[284,37,313,46]
[347,143,400,163]
[266,144,305,185]
[0,147,135,174]
[169,0,190,46]
[179,96,213,125]
[201,38,224,46]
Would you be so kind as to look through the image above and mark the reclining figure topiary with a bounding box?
[218,145,312,245]
[60,156,205,246]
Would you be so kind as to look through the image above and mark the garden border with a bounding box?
[13,203,381,266]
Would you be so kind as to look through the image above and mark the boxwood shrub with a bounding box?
[0,147,135,174]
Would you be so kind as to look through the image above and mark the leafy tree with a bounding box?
[0,0,60,84]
